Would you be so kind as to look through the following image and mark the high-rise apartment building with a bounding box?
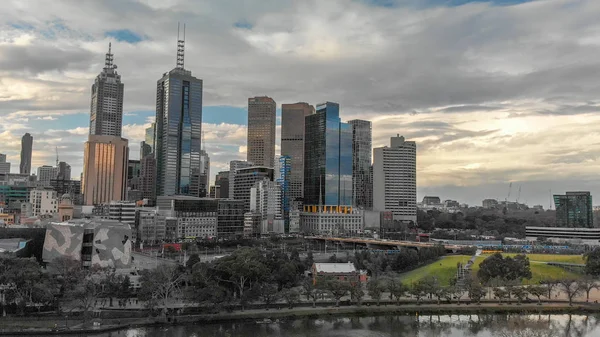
[56,162,71,181]
[229,160,253,199]
[155,35,203,197]
[247,96,276,168]
[373,135,417,225]
[250,179,284,234]
[554,192,593,228]
[233,166,274,211]
[89,43,124,137]
[278,155,291,233]
[29,188,58,217]
[82,135,129,205]
[20,133,33,175]
[281,102,314,206]
[0,154,11,174]
[303,102,353,210]
[37,165,58,186]
[348,120,372,209]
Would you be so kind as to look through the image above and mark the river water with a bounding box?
[39,314,600,337]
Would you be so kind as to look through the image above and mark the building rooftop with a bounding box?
[314,262,357,274]
[0,238,28,253]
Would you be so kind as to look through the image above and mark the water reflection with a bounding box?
[44,314,600,337]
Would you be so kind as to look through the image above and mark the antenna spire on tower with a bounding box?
[176,23,185,69]
[105,42,114,69]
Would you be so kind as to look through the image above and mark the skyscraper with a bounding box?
[554,192,593,228]
[89,43,124,137]
[348,120,372,209]
[145,123,155,153]
[199,149,210,197]
[0,154,10,174]
[155,28,203,197]
[281,102,315,207]
[37,165,58,186]
[56,161,71,181]
[140,155,156,202]
[214,171,230,199]
[229,160,253,199]
[82,135,129,205]
[373,135,417,225]
[233,166,274,212]
[20,133,33,175]
[247,96,276,168]
[303,102,353,210]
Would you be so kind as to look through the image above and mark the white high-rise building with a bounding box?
[228,160,253,199]
[37,165,58,186]
[29,188,58,217]
[373,135,417,224]
[250,179,283,234]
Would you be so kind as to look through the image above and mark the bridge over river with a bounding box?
[304,236,472,253]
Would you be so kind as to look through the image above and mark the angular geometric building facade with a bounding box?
[82,135,129,205]
[303,102,353,210]
[20,133,33,175]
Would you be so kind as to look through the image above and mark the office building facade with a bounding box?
[140,155,156,202]
[348,120,372,209]
[89,43,124,137]
[56,162,71,181]
[20,133,33,175]
[247,96,276,168]
[554,192,593,228]
[233,167,274,212]
[228,160,253,198]
[373,135,417,224]
[281,102,314,206]
[303,102,353,209]
[0,154,10,174]
[155,43,203,197]
[82,135,129,205]
[37,165,58,186]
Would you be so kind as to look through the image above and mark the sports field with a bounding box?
[400,253,585,286]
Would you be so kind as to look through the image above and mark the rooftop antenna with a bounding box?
[176,23,185,69]
[55,146,59,167]
[201,130,206,151]
[104,42,114,69]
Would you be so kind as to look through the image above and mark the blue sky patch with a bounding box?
[105,29,145,43]
[362,0,535,7]
[234,21,253,30]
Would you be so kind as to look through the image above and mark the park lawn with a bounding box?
[403,253,584,286]
[400,255,472,286]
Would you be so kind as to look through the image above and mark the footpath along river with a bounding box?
[16,313,600,337]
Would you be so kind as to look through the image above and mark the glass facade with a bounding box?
[304,102,353,207]
[155,68,203,197]
[554,192,593,228]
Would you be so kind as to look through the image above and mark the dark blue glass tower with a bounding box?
[304,102,352,209]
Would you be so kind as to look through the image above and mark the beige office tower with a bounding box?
[281,102,314,206]
[82,135,129,205]
[247,96,276,168]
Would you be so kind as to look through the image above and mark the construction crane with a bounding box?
[516,186,521,204]
[55,146,59,167]
[506,182,512,203]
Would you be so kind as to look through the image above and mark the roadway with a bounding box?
[305,236,471,252]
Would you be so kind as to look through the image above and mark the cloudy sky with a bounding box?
[1,0,599,207]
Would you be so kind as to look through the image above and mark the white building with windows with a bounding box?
[37,165,58,186]
[250,179,284,234]
[107,201,136,227]
[29,188,58,217]
[373,135,417,224]
[177,216,217,238]
[300,209,364,235]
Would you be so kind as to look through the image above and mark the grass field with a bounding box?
[400,253,585,286]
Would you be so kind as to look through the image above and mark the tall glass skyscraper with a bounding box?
[303,102,352,209]
[348,120,372,209]
[20,133,33,175]
[89,43,124,137]
[155,34,203,197]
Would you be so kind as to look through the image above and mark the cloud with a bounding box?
[2,0,600,205]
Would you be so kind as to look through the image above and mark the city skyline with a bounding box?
[2,0,600,206]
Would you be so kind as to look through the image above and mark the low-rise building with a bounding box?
[311,262,364,285]
[0,213,15,226]
[300,208,364,235]
[29,188,58,217]
[525,226,600,246]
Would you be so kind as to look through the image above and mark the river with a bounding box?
[32,314,600,337]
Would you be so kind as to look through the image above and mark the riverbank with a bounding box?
[1,301,599,336]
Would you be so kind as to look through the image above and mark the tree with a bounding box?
[274,261,300,290]
[138,264,186,315]
[64,269,105,322]
[539,279,559,300]
[512,287,528,305]
[305,251,314,271]
[435,286,450,305]
[256,282,279,309]
[186,254,201,270]
[449,286,464,304]
[577,277,598,302]
[558,279,581,306]
[477,253,532,284]
[385,277,407,304]
[420,276,440,300]
[280,288,300,309]
[349,283,365,306]
[409,282,427,303]
[493,287,507,304]
[468,283,485,304]
[528,286,545,305]
[584,247,600,276]
[324,278,351,307]
[328,254,338,263]
[302,278,321,308]
[367,278,385,306]
[213,248,268,303]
